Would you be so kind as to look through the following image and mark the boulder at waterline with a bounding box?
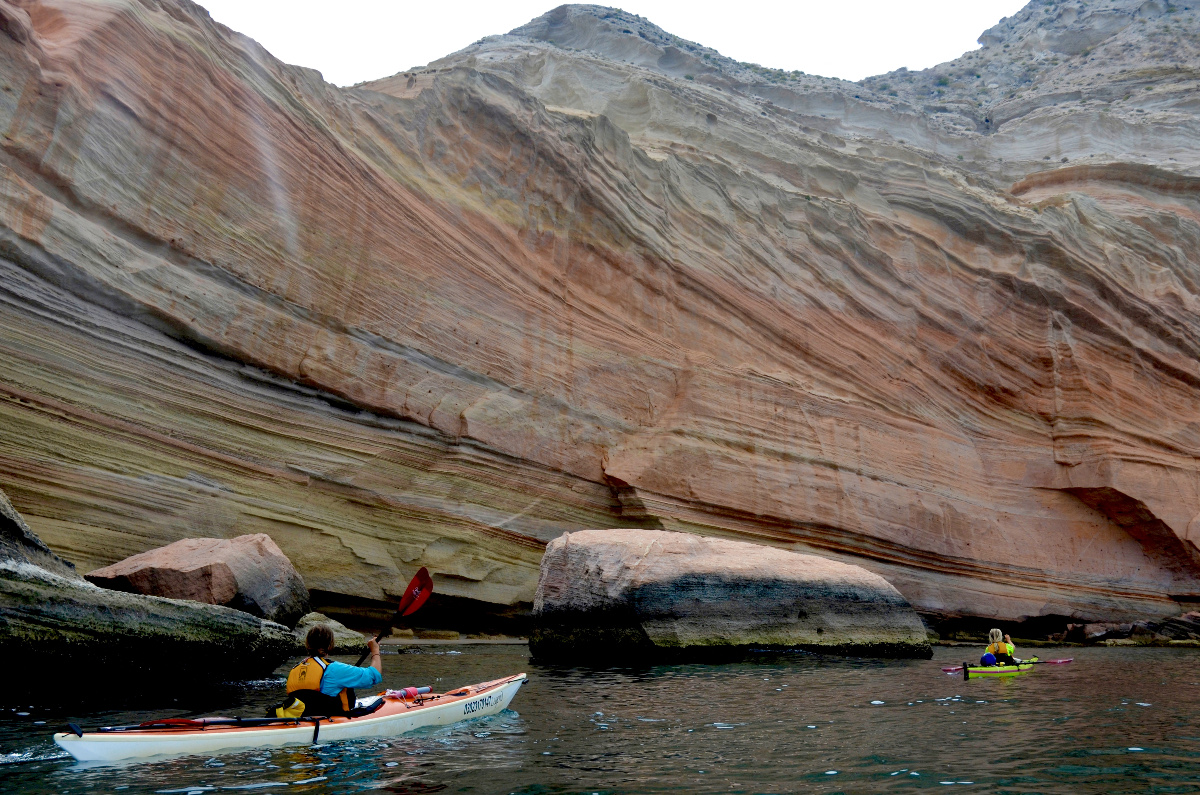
[293,611,369,656]
[531,529,932,661]
[0,488,295,698]
[86,534,311,627]
[1,561,295,697]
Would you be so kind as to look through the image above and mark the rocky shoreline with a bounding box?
[1,560,294,694]
[0,487,305,697]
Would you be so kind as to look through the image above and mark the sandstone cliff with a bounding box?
[0,0,1198,628]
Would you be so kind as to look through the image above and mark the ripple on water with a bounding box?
[1,749,70,766]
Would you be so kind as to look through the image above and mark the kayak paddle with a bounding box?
[940,658,1073,673]
[355,567,433,666]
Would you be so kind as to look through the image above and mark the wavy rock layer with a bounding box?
[0,0,1197,624]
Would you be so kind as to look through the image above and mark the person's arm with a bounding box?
[366,638,381,677]
[322,647,383,694]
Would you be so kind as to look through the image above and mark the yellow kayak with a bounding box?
[962,657,1036,678]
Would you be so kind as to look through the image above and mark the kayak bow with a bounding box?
[54,673,526,763]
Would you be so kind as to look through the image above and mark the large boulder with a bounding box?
[531,529,932,661]
[86,534,310,627]
[293,611,369,656]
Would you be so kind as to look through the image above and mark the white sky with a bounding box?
[198,1,1030,87]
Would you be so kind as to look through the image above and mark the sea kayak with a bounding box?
[959,657,1037,679]
[54,673,526,763]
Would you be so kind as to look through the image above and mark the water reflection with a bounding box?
[1,645,1198,793]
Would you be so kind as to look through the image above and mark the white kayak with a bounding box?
[54,673,526,763]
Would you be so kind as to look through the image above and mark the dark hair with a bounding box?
[306,624,335,656]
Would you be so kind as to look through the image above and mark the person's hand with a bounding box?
[368,638,380,655]
[1003,634,1012,644]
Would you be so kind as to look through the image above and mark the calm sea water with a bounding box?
[1,645,1197,794]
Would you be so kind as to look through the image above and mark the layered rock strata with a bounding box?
[87,534,311,627]
[0,483,76,579]
[0,487,294,694]
[0,0,1196,628]
[531,529,933,660]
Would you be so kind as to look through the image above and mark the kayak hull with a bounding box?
[964,661,1034,677]
[54,673,525,763]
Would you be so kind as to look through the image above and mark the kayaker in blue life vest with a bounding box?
[275,625,382,718]
[980,628,1021,666]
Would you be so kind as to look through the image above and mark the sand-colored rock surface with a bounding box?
[531,529,932,659]
[86,534,311,626]
[0,0,1197,628]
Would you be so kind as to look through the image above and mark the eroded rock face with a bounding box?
[531,530,932,659]
[0,0,1196,628]
[86,534,311,627]
[0,487,77,580]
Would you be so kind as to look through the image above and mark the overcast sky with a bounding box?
[198,1,1030,87]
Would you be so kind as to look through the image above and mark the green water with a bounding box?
[1,645,1197,793]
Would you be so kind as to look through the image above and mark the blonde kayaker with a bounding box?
[980,628,1021,666]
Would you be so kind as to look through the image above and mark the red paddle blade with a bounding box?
[392,567,433,617]
[1044,658,1074,664]
[401,567,433,616]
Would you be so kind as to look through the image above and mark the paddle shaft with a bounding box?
[354,629,389,667]
[93,716,327,733]
[942,658,1073,673]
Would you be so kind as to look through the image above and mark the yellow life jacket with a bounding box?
[285,657,352,713]
[986,642,1016,658]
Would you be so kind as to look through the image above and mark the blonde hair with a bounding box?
[988,628,1003,644]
